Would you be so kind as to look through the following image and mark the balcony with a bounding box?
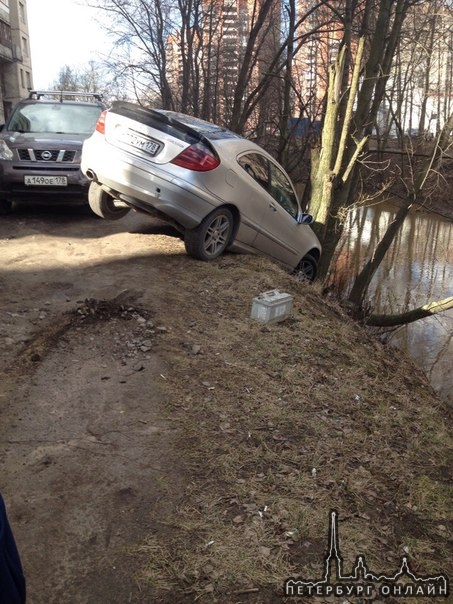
[0,18,13,62]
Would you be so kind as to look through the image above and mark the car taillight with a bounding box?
[171,142,220,171]
[95,110,107,134]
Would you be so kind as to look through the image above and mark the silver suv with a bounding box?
[0,91,105,214]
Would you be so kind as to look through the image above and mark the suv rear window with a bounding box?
[7,103,102,135]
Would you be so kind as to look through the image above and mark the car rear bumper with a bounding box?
[82,139,219,228]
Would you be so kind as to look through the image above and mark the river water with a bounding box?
[331,201,453,406]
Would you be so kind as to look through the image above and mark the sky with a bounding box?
[26,0,110,88]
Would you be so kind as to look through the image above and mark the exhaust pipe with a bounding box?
[85,169,97,181]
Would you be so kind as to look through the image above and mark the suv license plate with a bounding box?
[24,175,68,186]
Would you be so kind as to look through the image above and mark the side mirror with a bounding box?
[297,212,314,225]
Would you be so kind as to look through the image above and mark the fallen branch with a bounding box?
[366,296,453,327]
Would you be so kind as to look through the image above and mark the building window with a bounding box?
[19,2,26,23]
[20,69,25,88]
[0,18,12,47]
[22,36,29,58]
[26,71,31,89]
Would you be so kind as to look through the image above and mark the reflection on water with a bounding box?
[332,201,453,405]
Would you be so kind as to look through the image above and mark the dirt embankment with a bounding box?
[1,205,452,604]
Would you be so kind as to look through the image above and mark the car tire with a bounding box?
[0,199,12,215]
[294,253,318,281]
[88,182,130,220]
[184,207,234,261]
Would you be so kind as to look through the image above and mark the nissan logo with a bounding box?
[41,150,52,161]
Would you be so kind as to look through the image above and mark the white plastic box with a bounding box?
[250,289,294,324]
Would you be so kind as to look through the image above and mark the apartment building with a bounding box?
[0,0,33,123]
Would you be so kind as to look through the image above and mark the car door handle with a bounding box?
[269,203,277,212]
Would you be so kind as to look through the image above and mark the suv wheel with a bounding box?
[0,200,12,216]
[88,182,130,220]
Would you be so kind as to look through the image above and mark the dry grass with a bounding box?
[131,252,453,603]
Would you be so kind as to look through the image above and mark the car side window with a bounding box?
[269,162,299,219]
[238,153,269,192]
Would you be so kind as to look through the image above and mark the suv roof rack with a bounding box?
[28,90,104,103]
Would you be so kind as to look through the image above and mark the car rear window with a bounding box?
[158,111,240,141]
[110,102,239,143]
[7,103,103,135]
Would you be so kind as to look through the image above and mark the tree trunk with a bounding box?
[309,48,346,235]
[307,0,413,280]
[347,202,412,308]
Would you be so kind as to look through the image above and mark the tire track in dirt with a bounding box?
[1,299,186,604]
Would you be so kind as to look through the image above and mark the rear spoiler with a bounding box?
[109,102,233,149]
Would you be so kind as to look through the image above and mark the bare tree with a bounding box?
[307,0,420,279]
[347,109,453,317]
[91,0,329,138]
[94,0,178,108]
[52,66,80,92]
[51,62,114,100]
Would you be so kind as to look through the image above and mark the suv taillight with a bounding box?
[171,142,219,171]
[95,110,107,134]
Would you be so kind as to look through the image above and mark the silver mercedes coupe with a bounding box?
[81,102,321,280]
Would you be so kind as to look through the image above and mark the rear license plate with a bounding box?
[118,130,160,156]
[24,175,68,186]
